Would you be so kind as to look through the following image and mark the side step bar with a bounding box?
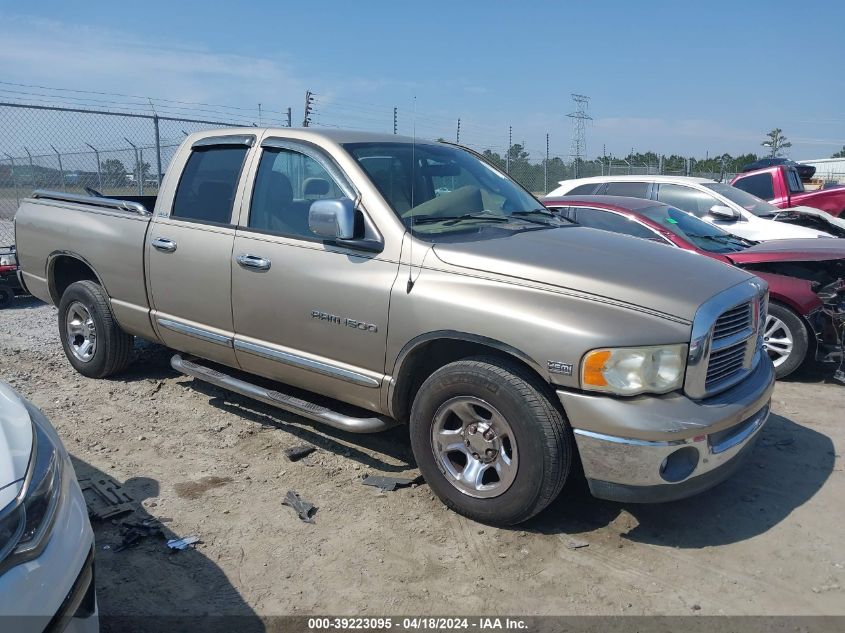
[170,354,397,434]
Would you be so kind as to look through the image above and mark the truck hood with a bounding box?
[0,383,33,509]
[432,227,753,321]
[727,238,845,266]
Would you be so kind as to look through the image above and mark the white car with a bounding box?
[545,175,832,241]
[0,382,98,633]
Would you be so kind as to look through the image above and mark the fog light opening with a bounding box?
[658,446,700,483]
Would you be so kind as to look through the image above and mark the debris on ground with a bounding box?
[167,535,201,551]
[284,444,317,462]
[282,490,318,523]
[559,535,590,549]
[79,476,137,520]
[361,474,424,492]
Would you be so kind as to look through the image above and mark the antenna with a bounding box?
[407,96,417,293]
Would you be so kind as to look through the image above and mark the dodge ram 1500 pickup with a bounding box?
[14,128,775,524]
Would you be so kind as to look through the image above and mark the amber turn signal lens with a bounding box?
[582,350,611,387]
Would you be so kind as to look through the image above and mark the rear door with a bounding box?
[146,135,255,366]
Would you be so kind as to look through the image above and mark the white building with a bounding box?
[797,157,845,183]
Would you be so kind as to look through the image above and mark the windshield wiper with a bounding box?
[410,213,511,226]
[511,209,573,225]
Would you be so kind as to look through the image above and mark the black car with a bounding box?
[742,157,816,180]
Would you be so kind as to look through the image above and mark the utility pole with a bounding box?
[303,91,315,127]
[393,107,398,135]
[567,94,592,179]
[545,133,549,192]
[456,118,461,144]
[258,103,263,126]
[4,153,19,205]
[506,126,512,173]
[124,137,141,195]
[286,107,292,127]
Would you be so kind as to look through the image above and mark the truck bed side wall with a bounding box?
[15,199,158,340]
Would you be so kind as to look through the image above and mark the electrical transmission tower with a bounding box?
[303,91,315,127]
[567,94,591,178]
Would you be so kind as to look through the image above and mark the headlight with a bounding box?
[0,411,64,575]
[581,344,687,396]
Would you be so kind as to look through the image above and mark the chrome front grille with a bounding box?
[705,339,748,390]
[713,303,752,341]
[684,280,767,400]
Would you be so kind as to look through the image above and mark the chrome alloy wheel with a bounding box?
[763,313,794,368]
[430,396,518,498]
[65,301,97,362]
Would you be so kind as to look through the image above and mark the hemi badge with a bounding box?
[548,361,573,376]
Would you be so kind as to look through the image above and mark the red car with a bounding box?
[731,165,845,218]
[543,195,845,379]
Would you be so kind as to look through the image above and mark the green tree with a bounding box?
[762,128,791,158]
[832,146,845,158]
[102,159,127,187]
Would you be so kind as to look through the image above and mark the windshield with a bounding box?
[702,183,779,217]
[344,142,566,240]
[639,205,751,253]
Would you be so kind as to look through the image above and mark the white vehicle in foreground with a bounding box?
[545,175,832,241]
[0,383,97,633]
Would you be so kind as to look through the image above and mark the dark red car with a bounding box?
[543,195,845,379]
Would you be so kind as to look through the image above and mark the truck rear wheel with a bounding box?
[764,302,809,379]
[410,356,572,525]
[58,280,133,378]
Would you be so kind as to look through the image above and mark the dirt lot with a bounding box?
[1,297,844,624]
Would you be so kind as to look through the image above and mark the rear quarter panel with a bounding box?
[15,199,154,337]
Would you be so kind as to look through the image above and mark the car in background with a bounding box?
[545,175,833,242]
[0,247,24,309]
[741,158,816,181]
[731,165,845,220]
[0,382,98,633]
[542,195,845,379]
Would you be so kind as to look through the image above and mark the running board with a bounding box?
[170,354,397,434]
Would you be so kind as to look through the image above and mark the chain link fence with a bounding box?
[0,102,244,245]
[0,100,747,246]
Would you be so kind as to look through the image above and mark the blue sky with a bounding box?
[0,0,843,160]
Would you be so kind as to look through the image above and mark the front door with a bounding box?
[231,142,398,411]
[147,139,253,366]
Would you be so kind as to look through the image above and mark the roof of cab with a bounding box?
[557,174,715,185]
[190,127,439,146]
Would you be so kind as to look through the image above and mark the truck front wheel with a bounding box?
[410,356,572,525]
[58,280,133,378]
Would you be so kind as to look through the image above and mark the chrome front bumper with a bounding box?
[557,355,775,503]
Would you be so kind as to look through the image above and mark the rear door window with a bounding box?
[733,173,775,200]
[572,206,659,240]
[603,181,649,198]
[172,146,249,224]
[567,183,600,195]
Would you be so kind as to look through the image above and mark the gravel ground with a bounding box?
[1,296,844,624]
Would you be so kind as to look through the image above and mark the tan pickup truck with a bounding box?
[14,128,775,524]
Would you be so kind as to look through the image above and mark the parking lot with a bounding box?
[1,297,843,623]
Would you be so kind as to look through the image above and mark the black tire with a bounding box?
[765,302,809,379]
[0,284,13,309]
[57,280,133,378]
[410,356,572,525]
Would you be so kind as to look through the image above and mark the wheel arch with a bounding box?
[388,331,550,422]
[47,251,108,305]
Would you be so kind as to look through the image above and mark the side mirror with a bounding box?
[309,198,355,240]
[709,204,739,221]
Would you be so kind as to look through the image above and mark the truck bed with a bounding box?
[14,189,155,338]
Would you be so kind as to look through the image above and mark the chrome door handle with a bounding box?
[236,254,271,271]
[151,237,177,253]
